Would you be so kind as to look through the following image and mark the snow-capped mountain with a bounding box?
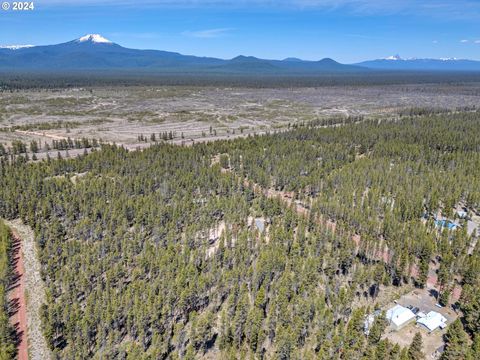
[1,34,479,73]
[0,34,362,73]
[76,34,113,44]
[384,55,403,61]
[0,45,35,50]
[383,55,465,62]
[356,55,480,71]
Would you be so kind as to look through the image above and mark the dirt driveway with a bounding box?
[383,288,458,358]
[8,231,28,360]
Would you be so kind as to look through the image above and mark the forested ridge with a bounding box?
[0,111,479,359]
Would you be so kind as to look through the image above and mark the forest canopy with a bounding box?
[0,111,479,359]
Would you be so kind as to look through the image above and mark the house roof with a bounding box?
[417,311,427,318]
[254,218,265,233]
[417,311,447,331]
[386,305,416,327]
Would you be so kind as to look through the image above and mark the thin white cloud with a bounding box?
[34,1,480,11]
[182,28,232,38]
[32,1,480,20]
[475,40,480,44]
[432,40,438,43]
[460,39,469,43]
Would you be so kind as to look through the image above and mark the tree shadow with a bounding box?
[8,297,20,317]
[8,235,22,290]
[7,234,25,356]
[11,322,25,348]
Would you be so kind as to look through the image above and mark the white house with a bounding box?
[417,311,447,332]
[386,305,416,330]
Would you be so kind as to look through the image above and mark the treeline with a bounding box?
[138,132,176,142]
[398,105,477,117]
[50,137,99,151]
[3,71,480,90]
[0,137,100,157]
[0,221,16,359]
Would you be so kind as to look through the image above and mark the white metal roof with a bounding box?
[386,305,416,327]
[417,311,427,318]
[417,311,447,331]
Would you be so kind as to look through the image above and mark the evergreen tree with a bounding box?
[408,333,425,360]
[440,320,470,360]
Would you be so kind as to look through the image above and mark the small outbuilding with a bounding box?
[364,310,381,335]
[417,311,447,332]
[434,219,458,230]
[386,305,416,331]
[254,218,265,233]
[364,314,375,335]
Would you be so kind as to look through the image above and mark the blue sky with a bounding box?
[1,0,480,62]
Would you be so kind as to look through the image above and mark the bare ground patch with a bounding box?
[2,83,480,151]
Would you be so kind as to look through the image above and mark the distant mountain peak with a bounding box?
[231,55,261,61]
[76,34,112,44]
[385,54,402,61]
[282,57,303,62]
[318,58,339,64]
[0,45,35,50]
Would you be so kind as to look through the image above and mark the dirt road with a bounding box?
[5,220,51,360]
[8,231,28,360]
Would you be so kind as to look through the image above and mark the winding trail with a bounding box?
[5,219,51,360]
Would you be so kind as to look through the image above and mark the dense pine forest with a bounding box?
[0,221,16,358]
[3,72,480,90]
[0,111,479,359]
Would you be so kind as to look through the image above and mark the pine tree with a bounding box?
[460,284,480,335]
[470,334,480,359]
[368,312,387,345]
[440,320,470,360]
[275,325,295,360]
[408,332,425,360]
[439,286,451,307]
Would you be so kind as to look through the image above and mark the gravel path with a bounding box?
[5,219,51,360]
